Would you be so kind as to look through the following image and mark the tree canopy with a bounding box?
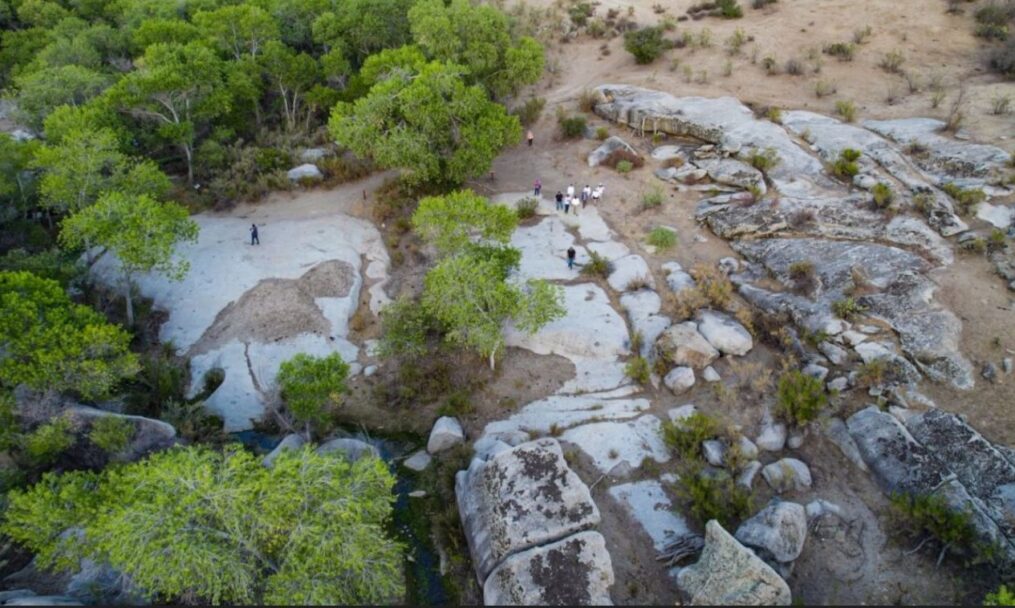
[412,189,518,256]
[2,444,405,605]
[276,352,349,436]
[0,270,138,400]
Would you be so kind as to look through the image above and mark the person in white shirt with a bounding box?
[592,184,604,204]
[566,183,575,198]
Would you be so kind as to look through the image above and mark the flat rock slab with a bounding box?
[607,254,654,292]
[505,283,629,362]
[562,414,670,475]
[511,217,588,281]
[608,480,693,551]
[656,321,719,369]
[846,406,950,494]
[455,439,601,582]
[483,531,615,606]
[677,520,791,605]
[482,393,650,438]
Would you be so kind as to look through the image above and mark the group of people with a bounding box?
[532,181,605,216]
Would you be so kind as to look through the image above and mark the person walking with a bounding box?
[580,184,590,209]
[250,223,259,245]
[566,183,575,199]
[527,130,534,146]
[567,246,576,270]
[592,183,604,205]
[534,179,542,196]
[555,190,564,211]
[563,194,571,215]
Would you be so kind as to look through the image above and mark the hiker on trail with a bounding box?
[534,179,542,196]
[555,191,564,211]
[527,130,534,146]
[592,184,604,204]
[567,246,576,270]
[563,194,571,214]
[580,184,590,209]
[250,224,259,245]
[566,183,575,198]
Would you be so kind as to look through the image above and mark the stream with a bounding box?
[233,429,451,605]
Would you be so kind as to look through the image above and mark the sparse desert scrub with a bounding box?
[775,369,828,427]
[647,226,678,249]
[835,99,857,122]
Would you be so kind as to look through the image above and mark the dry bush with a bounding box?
[690,263,734,309]
[665,288,709,320]
[601,148,645,169]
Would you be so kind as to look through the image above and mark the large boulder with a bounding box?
[676,520,791,605]
[664,366,695,394]
[695,310,753,356]
[316,437,380,462]
[455,439,601,582]
[588,136,639,168]
[734,500,808,563]
[427,416,465,454]
[762,458,812,493]
[697,158,766,194]
[655,322,719,369]
[482,531,615,605]
[63,406,177,463]
[287,163,322,181]
[262,433,306,468]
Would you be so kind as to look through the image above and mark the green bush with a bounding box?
[24,416,74,465]
[616,159,634,173]
[985,585,1015,606]
[277,353,350,435]
[940,183,987,214]
[0,249,78,287]
[788,261,817,294]
[512,97,546,126]
[832,297,866,320]
[774,370,828,427]
[624,26,669,65]
[595,126,609,140]
[975,3,1013,41]
[641,187,664,209]
[823,42,855,61]
[661,412,720,461]
[890,492,992,565]
[558,113,587,139]
[879,49,905,74]
[746,147,780,172]
[990,38,1015,79]
[675,466,753,529]
[871,182,893,209]
[835,99,857,122]
[832,148,861,178]
[516,197,539,219]
[647,226,677,249]
[624,356,651,385]
[717,0,743,18]
[581,250,612,278]
[159,399,225,444]
[88,416,135,454]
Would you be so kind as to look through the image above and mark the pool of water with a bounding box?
[232,430,451,605]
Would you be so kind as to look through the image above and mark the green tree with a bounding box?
[259,40,319,131]
[107,41,229,184]
[408,0,543,97]
[0,133,39,217]
[411,189,517,256]
[0,271,138,400]
[2,445,405,604]
[88,415,134,454]
[623,26,668,65]
[422,253,563,368]
[13,65,110,130]
[23,415,75,466]
[311,0,415,66]
[60,193,199,326]
[356,44,426,89]
[329,61,521,186]
[130,18,202,51]
[193,4,280,60]
[31,127,126,216]
[276,352,348,437]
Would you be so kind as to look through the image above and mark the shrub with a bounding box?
[616,160,634,173]
[832,297,866,320]
[602,148,645,170]
[647,226,677,249]
[24,416,74,465]
[725,27,748,54]
[624,26,669,64]
[853,25,873,44]
[855,358,887,388]
[992,94,1012,115]
[890,492,993,566]
[775,370,828,427]
[988,228,1007,252]
[277,353,350,435]
[985,586,1015,606]
[788,261,817,294]
[823,42,855,61]
[568,2,594,26]
[691,264,734,309]
[746,147,780,172]
[871,182,894,209]
[676,466,754,529]
[582,251,612,278]
[765,106,783,123]
[975,3,1013,40]
[941,183,987,214]
[625,356,651,385]
[595,126,609,140]
[89,416,135,454]
[557,113,587,139]
[784,58,804,75]
[879,49,905,74]
[512,97,546,126]
[989,37,1015,78]
[761,54,779,74]
[717,0,743,18]
[752,0,776,8]
[661,412,720,460]
[832,148,861,178]
[516,197,539,219]
[835,99,857,122]
[641,187,664,209]
[814,79,837,98]
[577,89,599,112]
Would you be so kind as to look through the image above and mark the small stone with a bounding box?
[262,433,306,468]
[403,449,432,472]
[841,330,868,347]
[756,420,787,452]
[363,365,378,377]
[661,472,680,484]
[736,436,759,460]
[787,431,804,450]
[802,364,829,381]
[853,174,877,190]
[737,460,762,488]
[762,458,812,493]
[718,257,740,275]
[983,362,999,383]
[427,416,465,454]
[735,500,808,563]
[665,366,696,394]
[409,490,428,498]
[805,499,843,520]
[317,437,380,462]
[826,377,849,393]
[818,342,849,366]
[703,366,721,382]
[702,440,726,467]
[1004,358,1013,374]
[668,404,699,423]
[857,324,881,334]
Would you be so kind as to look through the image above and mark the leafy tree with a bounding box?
[23,415,75,466]
[623,26,668,65]
[0,133,39,216]
[259,40,319,131]
[356,44,426,89]
[422,252,563,368]
[0,28,50,84]
[411,189,517,256]
[0,390,21,451]
[2,445,405,604]
[88,415,134,454]
[31,127,125,216]
[60,192,199,326]
[329,61,521,186]
[276,352,348,437]
[0,271,138,400]
[131,18,202,52]
[15,0,70,28]
[106,41,229,184]
[13,65,110,130]
[408,0,543,97]
[311,0,415,66]
[193,4,280,60]
[376,296,435,359]
[41,100,124,145]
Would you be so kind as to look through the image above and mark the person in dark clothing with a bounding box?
[250,224,259,245]
[555,191,564,211]
[567,246,576,270]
